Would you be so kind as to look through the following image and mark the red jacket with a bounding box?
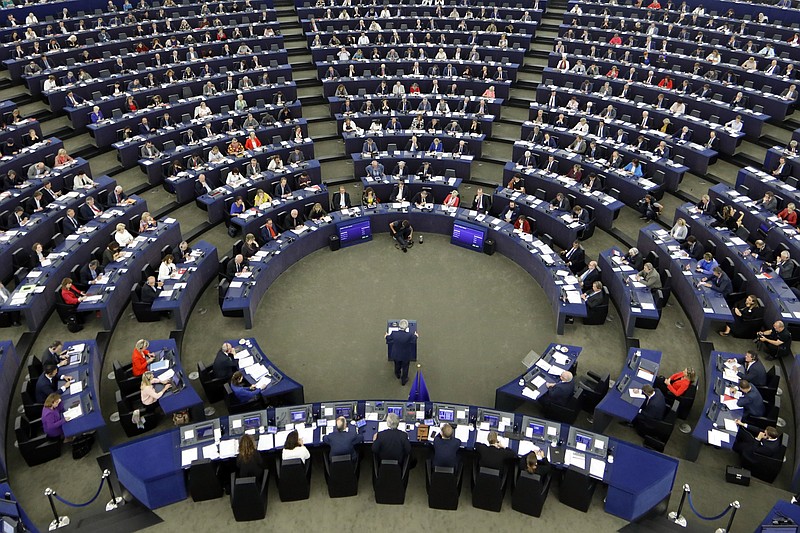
[779,209,798,226]
[667,372,690,396]
[514,218,531,233]
[61,286,81,305]
[132,348,150,377]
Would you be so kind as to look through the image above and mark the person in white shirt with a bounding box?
[565,97,579,111]
[706,50,721,64]
[25,13,39,25]
[759,44,775,57]
[570,118,590,135]
[357,33,369,45]
[42,75,58,92]
[726,115,744,133]
[669,100,686,115]
[73,172,95,189]
[194,102,212,119]
[226,168,247,187]
[670,218,689,241]
[114,223,134,247]
[281,430,311,463]
[368,120,382,132]
[208,146,225,163]
[337,47,350,61]
[157,254,176,281]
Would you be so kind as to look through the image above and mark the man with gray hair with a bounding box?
[385,319,418,385]
[541,371,574,408]
[323,416,363,462]
[372,412,414,468]
[213,342,238,381]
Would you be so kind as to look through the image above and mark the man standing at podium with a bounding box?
[385,319,418,385]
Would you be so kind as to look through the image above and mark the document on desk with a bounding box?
[298,426,315,444]
[535,359,551,372]
[723,369,740,382]
[201,443,219,460]
[257,433,274,451]
[517,440,539,457]
[547,365,565,376]
[238,356,255,368]
[229,281,243,288]
[82,295,103,303]
[521,387,540,400]
[636,368,655,382]
[721,398,742,410]
[63,404,83,421]
[219,439,239,459]
[628,388,646,399]
[589,458,606,479]
[531,375,547,388]
[234,349,250,359]
[158,290,174,298]
[723,418,739,432]
[564,290,582,304]
[707,429,731,446]
[157,369,175,382]
[454,425,470,444]
[181,448,198,467]
[68,381,83,395]
[565,450,586,470]
[255,376,272,389]
[377,422,389,433]
[67,343,85,353]
[551,352,569,366]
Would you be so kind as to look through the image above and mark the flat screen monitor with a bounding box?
[196,424,215,441]
[483,414,500,428]
[387,406,403,417]
[529,423,545,437]
[290,409,307,423]
[438,408,454,422]
[451,220,486,251]
[243,415,261,430]
[338,217,372,247]
[574,432,593,447]
[335,406,351,418]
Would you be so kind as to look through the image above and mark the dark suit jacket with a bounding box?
[432,435,462,468]
[475,442,515,471]
[585,290,606,309]
[544,380,574,406]
[226,259,248,279]
[323,429,363,461]
[738,387,765,418]
[212,350,238,381]
[194,180,213,197]
[563,247,586,271]
[79,265,103,286]
[62,216,81,234]
[709,272,733,296]
[775,260,796,280]
[682,241,705,260]
[79,203,100,220]
[387,330,416,362]
[471,194,492,213]
[331,192,351,210]
[35,373,58,403]
[740,360,767,388]
[25,197,44,214]
[579,267,601,292]
[283,213,306,229]
[373,428,411,463]
[640,389,667,419]
[389,184,410,202]
[140,283,159,304]
[696,200,715,216]
[499,206,520,222]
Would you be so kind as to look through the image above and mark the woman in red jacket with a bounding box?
[778,203,798,226]
[656,368,696,398]
[513,215,531,234]
[131,339,154,377]
[60,278,85,306]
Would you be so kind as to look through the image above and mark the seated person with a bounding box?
[140,370,172,410]
[725,350,767,387]
[260,219,281,243]
[695,252,718,277]
[213,343,238,381]
[540,371,574,407]
[226,254,249,279]
[241,233,260,258]
[757,321,792,360]
[655,368,696,398]
[475,431,515,471]
[372,412,413,468]
[323,416,363,462]
[732,422,783,464]
[237,434,265,481]
[139,276,161,304]
[633,384,666,433]
[283,209,305,230]
[720,295,764,338]
[519,450,551,481]
[412,190,433,208]
[60,277,85,307]
[35,365,73,403]
[282,430,311,463]
[681,235,704,260]
[431,423,461,468]
[636,263,662,289]
[41,393,73,442]
[42,341,67,368]
[731,379,765,418]
[308,203,327,220]
[560,241,586,274]
[230,371,261,403]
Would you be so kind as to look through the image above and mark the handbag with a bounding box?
[173,410,190,425]
[71,434,95,460]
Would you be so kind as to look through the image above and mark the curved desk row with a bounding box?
[336,113,495,137]
[0,138,65,183]
[146,339,204,420]
[598,247,661,338]
[764,147,800,182]
[302,17,539,38]
[306,29,533,50]
[222,204,587,332]
[0,196,146,331]
[228,187,329,238]
[637,224,733,341]
[317,59,520,85]
[360,175,463,204]
[527,98,716,178]
[503,162,624,231]
[593,347,662,432]
[0,175,116,283]
[150,241,219,330]
[328,94,503,117]
[492,187,585,250]
[494,342,582,411]
[77,219,182,331]
[139,120,309,184]
[0,115,41,149]
[196,160,322,223]
[86,85,298,148]
[313,43,526,66]
[322,75,512,101]
[222,337,305,405]
[352,151,472,179]
[343,131,484,157]
[110,397,678,522]
[58,340,109,449]
[300,5,541,26]
[535,82,743,156]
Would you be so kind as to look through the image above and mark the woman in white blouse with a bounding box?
[140,371,171,408]
[114,223,134,247]
[570,117,590,135]
[281,430,311,463]
[670,218,688,242]
[207,146,225,163]
[158,254,176,281]
[194,102,212,119]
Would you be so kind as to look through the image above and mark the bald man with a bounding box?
[213,342,238,380]
[541,371,574,407]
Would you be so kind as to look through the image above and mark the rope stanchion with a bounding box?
[44,488,69,531]
[103,469,125,511]
[668,484,689,527]
[52,476,106,508]
[717,501,740,533]
[687,491,735,521]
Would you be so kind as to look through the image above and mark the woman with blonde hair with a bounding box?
[140,370,171,408]
[114,223,134,247]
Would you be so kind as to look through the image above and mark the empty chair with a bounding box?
[324,453,360,498]
[372,456,410,504]
[15,415,62,466]
[230,473,269,521]
[197,362,227,403]
[426,459,463,510]
[559,468,597,512]
[471,465,507,512]
[115,390,162,437]
[276,457,311,502]
[188,458,224,501]
[578,371,609,414]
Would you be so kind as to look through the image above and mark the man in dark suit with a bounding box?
[372,412,413,467]
[681,236,705,260]
[213,342,239,381]
[432,423,461,468]
[42,341,67,368]
[700,267,733,297]
[749,240,774,262]
[7,206,27,228]
[635,384,666,424]
[194,174,213,197]
[583,281,606,310]
[471,187,491,214]
[772,251,796,280]
[727,351,767,388]
[696,194,715,216]
[79,196,103,220]
[385,319,417,385]
[541,371,574,407]
[225,254,248,280]
[560,241,586,274]
[499,201,520,223]
[139,275,160,304]
[35,365,72,403]
[579,261,601,292]
[772,157,791,179]
[733,423,783,464]
[62,208,81,234]
[25,191,46,214]
[389,180,409,202]
[323,416,363,462]
[475,431,515,470]
[79,259,103,287]
[734,379,766,418]
[283,208,305,230]
[273,177,292,199]
[331,186,351,211]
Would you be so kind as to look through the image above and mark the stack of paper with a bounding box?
[181,448,198,467]
[219,439,239,459]
[257,433,275,451]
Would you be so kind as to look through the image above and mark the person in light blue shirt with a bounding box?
[695,252,718,277]
[623,159,643,177]
[230,371,261,403]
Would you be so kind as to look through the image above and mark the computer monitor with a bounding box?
[574,432,592,447]
[483,414,500,428]
[387,405,403,417]
[451,220,486,252]
[275,405,312,427]
[335,405,352,419]
[529,422,545,437]
[567,427,608,457]
[337,217,372,247]
[290,409,307,423]
[437,408,454,422]
[243,414,262,431]
[195,424,216,441]
[521,415,560,442]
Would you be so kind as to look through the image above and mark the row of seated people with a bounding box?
[318,44,521,65]
[303,4,540,22]
[334,92,497,117]
[0,167,97,225]
[354,158,457,180]
[556,28,798,99]
[0,147,82,196]
[308,28,530,49]
[13,19,282,83]
[322,62,511,82]
[40,46,286,99]
[207,166,315,200]
[563,10,800,61]
[356,135,474,156]
[303,14,538,36]
[322,74,504,99]
[0,125,48,154]
[569,1,799,44]
[342,114,485,136]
